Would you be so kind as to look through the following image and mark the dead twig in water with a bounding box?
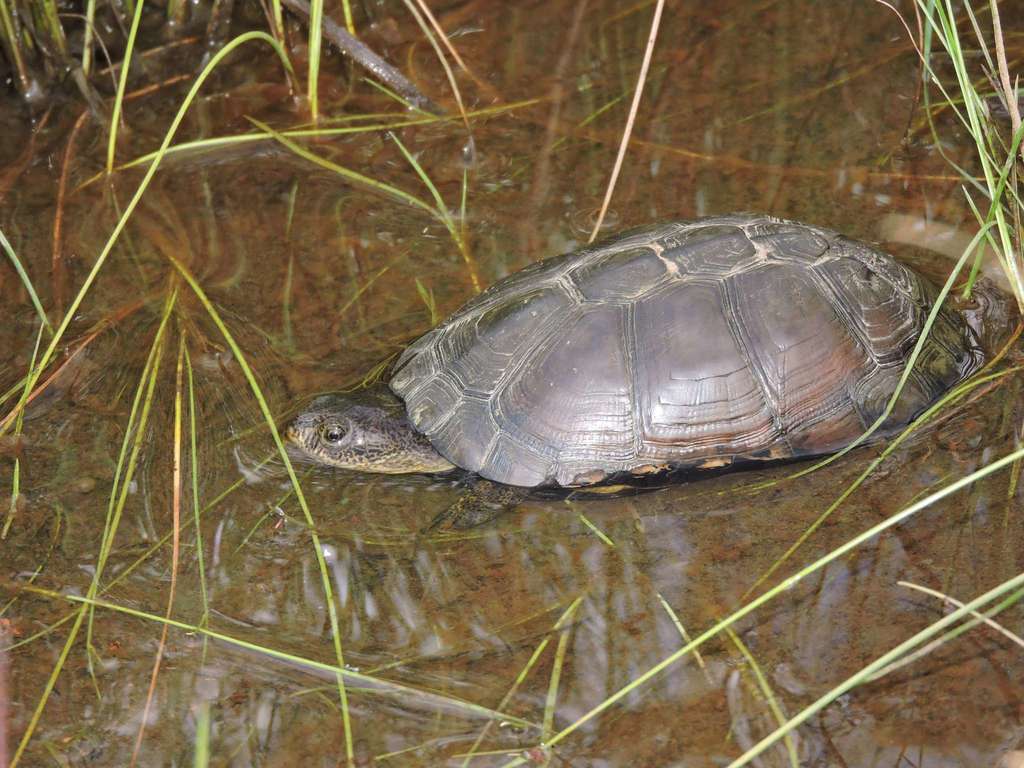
[989,0,1023,165]
[280,0,440,113]
[51,110,91,320]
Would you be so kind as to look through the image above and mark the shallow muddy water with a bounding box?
[1,1,1022,766]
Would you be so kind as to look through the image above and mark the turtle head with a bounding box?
[957,276,1016,357]
[286,392,455,475]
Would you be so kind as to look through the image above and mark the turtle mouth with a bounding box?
[283,426,323,466]
[284,423,314,456]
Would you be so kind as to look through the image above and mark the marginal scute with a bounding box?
[391,214,985,487]
[427,394,500,478]
[479,432,553,487]
[404,371,462,433]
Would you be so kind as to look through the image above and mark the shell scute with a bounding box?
[570,246,669,301]
[632,280,776,455]
[442,286,574,397]
[491,306,635,486]
[660,225,757,276]
[728,263,867,440]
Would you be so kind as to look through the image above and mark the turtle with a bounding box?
[287,214,995,528]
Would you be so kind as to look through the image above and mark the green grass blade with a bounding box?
[725,628,799,768]
[92,100,538,181]
[340,0,354,33]
[0,0,31,97]
[193,699,210,768]
[9,606,89,767]
[183,345,210,657]
[106,0,145,173]
[2,323,44,540]
[18,585,538,730]
[0,227,52,333]
[460,596,583,767]
[388,131,480,290]
[86,289,177,680]
[387,131,459,238]
[15,291,175,766]
[247,117,439,218]
[577,513,614,547]
[81,0,97,74]
[307,0,323,121]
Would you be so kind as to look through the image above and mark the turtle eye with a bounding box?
[321,422,347,444]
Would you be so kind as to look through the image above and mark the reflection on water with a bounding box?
[1,0,1022,765]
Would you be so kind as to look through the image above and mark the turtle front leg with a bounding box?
[423,479,529,531]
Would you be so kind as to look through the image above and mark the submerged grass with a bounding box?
[77,99,537,186]
[20,584,539,731]
[248,116,481,291]
[541,604,577,742]
[728,569,1024,767]
[458,595,583,767]
[715,4,1024,764]
[183,345,211,660]
[0,31,294,441]
[129,324,189,768]
[871,580,1024,678]
[724,628,799,768]
[1,324,42,541]
[0,227,52,333]
[12,290,176,768]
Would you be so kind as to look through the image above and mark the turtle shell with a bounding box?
[390,214,984,487]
